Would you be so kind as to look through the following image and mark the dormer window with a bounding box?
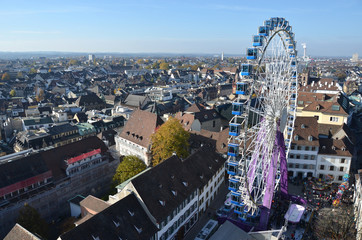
[159,200,165,206]
[332,146,336,150]
[128,210,134,216]
[113,220,120,227]
[322,146,326,149]
[301,124,305,129]
[294,135,299,141]
[204,114,208,119]
[342,147,346,151]
[316,105,320,110]
[308,135,313,141]
[171,190,177,196]
[182,181,188,187]
[134,225,142,234]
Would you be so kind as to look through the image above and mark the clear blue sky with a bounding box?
[0,0,361,56]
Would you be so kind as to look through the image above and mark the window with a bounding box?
[297,146,301,150]
[311,147,316,151]
[341,158,346,164]
[289,154,295,159]
[330,117,339,122]
[329,166,334,171]
[320,165,325,170]
[319,174,323,179]
[298,101,304,105]
[311,155,315,160]
[305,146,310,151]
[304,155,309,160]
[288,163,294,168]
[339,167,344,172]
[308,136,313,141]
[331,105,340,111]
[295,164,299,169]
[303,164,308,169]
[213,121,215,128]
[338,176,343,181]
[296,155,300,159]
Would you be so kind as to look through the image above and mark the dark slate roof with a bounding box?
[75,93,104,106]
[318,137,353,157]
[60,194,158,240]
[48,123,78,135]
[131,147,225,223]
[119,110,163,148]
[74,112,88,123]
[194,109,221,123]
[41,136,109,180]
[23,116,54,126]
[4,223,41,240]
[0,153,49,189]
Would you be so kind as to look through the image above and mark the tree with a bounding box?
[16,71,23,79]
[17,203,49,239]
[151,117,190,166]
[35,88,44,102]
[160,62,170,70]
[9,89,16,97]
[29,68,37,74]
[1,72,10,81]
[152,61,160,69]
[113,155,147,185]
[314,205,356,240]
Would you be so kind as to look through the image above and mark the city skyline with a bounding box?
[0,0,361,57]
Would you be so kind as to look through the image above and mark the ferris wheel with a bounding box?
[227,17,298,229]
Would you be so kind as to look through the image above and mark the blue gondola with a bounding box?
[253,35,263,47]
[291,93,296,100]
[228,178,240,191]
[278,18,285,27]
[259,26,269,36]
[236,82,248,95]
[292,71,297,78]
[286,26,292,32]
[246,48,257,60]
[229,123,241,136]
[264,20,272,30]
[227,164,237,176]
[232,102,243,115]
[241,64,253,76]
[227,143,239,157]
[283,20,289,28]
[291,60,296,67]
[288,43,294,49]
[234,206,243,215]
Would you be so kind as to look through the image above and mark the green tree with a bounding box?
[68,59,79,66]
[9,89,16,97]
[17,203,49,239]
[29,68,37,74]
[160,62,170,70]
[16,71,23,79]
[152,61,160,69]
[113,155,147,185]
[151,117,190,166]
[1,72,10,81]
